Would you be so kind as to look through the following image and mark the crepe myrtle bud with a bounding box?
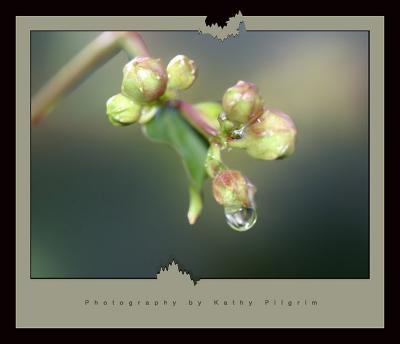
[121,56,168,103]
[212,170,256,209]
[234,109,297,160]
[167,54,198,90]
[106,93,141,126]
[222,80,264,126]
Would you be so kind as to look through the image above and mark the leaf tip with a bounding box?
[187,212,198,225]
[187,186,203,226]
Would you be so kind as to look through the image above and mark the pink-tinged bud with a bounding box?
[245,109,297,160]
[212,170,256,209]
[222,81,264,125]
[121,56,168,103]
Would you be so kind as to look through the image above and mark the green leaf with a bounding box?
[142,106,210,224]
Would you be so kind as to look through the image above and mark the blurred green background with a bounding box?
[31,28,369,279]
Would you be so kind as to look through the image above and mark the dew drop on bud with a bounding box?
[218,112,227,121]
[224,206,257,232]
[231,126,246,139]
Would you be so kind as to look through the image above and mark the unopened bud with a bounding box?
[222,81,264,126]
[121,56,167,103]
[212,170,256,209]
[106,93,141,126]
[244,109,297,160]
[167,54,197,90]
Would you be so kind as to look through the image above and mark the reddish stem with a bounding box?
[175,100,219,137]
[31,31,150,125]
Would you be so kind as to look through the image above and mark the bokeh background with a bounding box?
[31,28,369,279]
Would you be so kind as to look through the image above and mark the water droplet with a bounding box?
[218,112,227,121]
[224,207,257,232]
[231,126,245,139]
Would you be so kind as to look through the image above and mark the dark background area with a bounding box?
[31,29,369,279]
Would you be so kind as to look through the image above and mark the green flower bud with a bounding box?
[231,109,297,160]
[167,54,197,90]
[222,80,264,126]
[212,170,256,209]
[121,56,168,103]
[106,93,141,126]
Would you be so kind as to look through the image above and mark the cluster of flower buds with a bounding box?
[106,57,296,231]
[106,54,197,126]
[205,80,297,230]
[219,80,297,160]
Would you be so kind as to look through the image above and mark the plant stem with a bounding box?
[119,32,149,59]
[175,100,219,137]
[31,31,150,125]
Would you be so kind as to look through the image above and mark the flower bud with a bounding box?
[106,93,141,126]
[222,80,264,126]
[212,170,256,209]
[121,56,168,103]
[244,109,297,160]
[167,54,198,90]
